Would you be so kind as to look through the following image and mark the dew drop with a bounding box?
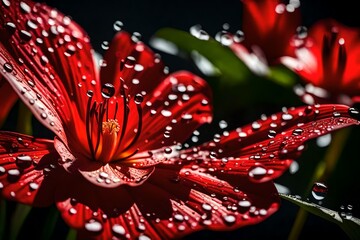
[3,62,13,73]
[101,83,115,98]
[251,121,261,131]
[19,1,31,13]
[87,90,94,98]
[134,94,144,104]
[223,214,236,225]
[113,20,123,32]
[174,213,184,222]
[85,219,103,233]
[101,41,109,50]
[29,182,39,191]
[0,166,5,175]
[233,30,245,43]
[16,154,33,169]
[248,166,267,180]
[268,130,276,138]
[41,112,48,119]
[2,0,10,7]
[282,113,293,121]
[292,128,303,136]
[138,234,151,240]
[64,207,76,215]
[311,182,328,201]
[164,147,172,154]
[65,45,76,56]
[5,22,16,34]
[296,26,308,39]
[348,107,360,120]
[161,110,172,117]
[123,56,136,69]
[219,120,228,129]
[7,169,21,182]
[19,30,32,42]
[112,224,126,236]
[202,203,212,211]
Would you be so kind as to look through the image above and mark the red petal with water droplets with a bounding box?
[0,79,18,127]
[56,165,279,239]
[183,104,360,182]
[0,131,61,206]
[236,0,300,64]
[128,71,212,152]
[100,31,166,97]
[282,19,360,104]
[0,0,99,143]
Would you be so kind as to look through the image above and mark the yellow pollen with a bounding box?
[102,119,120,134]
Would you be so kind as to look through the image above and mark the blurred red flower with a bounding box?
[0,1,359,239]
[229,0,301,75]
[282,19,360,105]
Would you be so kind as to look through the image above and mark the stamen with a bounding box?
[102,119,120,134]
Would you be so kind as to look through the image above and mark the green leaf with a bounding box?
[280,194,360,240]
[151,28,251,84]
[268,65,298,87]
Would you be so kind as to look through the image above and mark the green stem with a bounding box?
[0,199,6,240]
[41,206,59,240]
[10,204,32,240]
[288,128,352,240]
[66,228,77,240]
[16,101,33,135]
[8,102,34,240]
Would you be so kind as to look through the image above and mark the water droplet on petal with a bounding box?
[112,224,126,237]
[348,107,360,120]
[233,30,245,43]
[5,22,16,34]
[85,219,103,233]
[138,234,151,240]
[161,110,172,117]
[223,214,236,225]
[29,182,39,191]
[3,62,13,73]
[7,169,21,182]
[2,0,10,7]
[134,94,144,104]
[248,166,267,181]
[20,1,31,13]
[101,83,115,98]
[16,154,33,169]
[19,30,32,42]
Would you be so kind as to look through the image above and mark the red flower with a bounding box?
[229,0,301,75]
[0,1,359,239]
[281,19,360,105]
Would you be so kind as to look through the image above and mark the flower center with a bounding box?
[84,81,143,164]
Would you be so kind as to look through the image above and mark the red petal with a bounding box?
[100,31,166,97]
[0,79,18,127]
[56,165,279,239]
[240,0,300,64]
[183,104,360,182]
[121,71,212,154]
[0,0,99,143]
[0,131,61,206]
